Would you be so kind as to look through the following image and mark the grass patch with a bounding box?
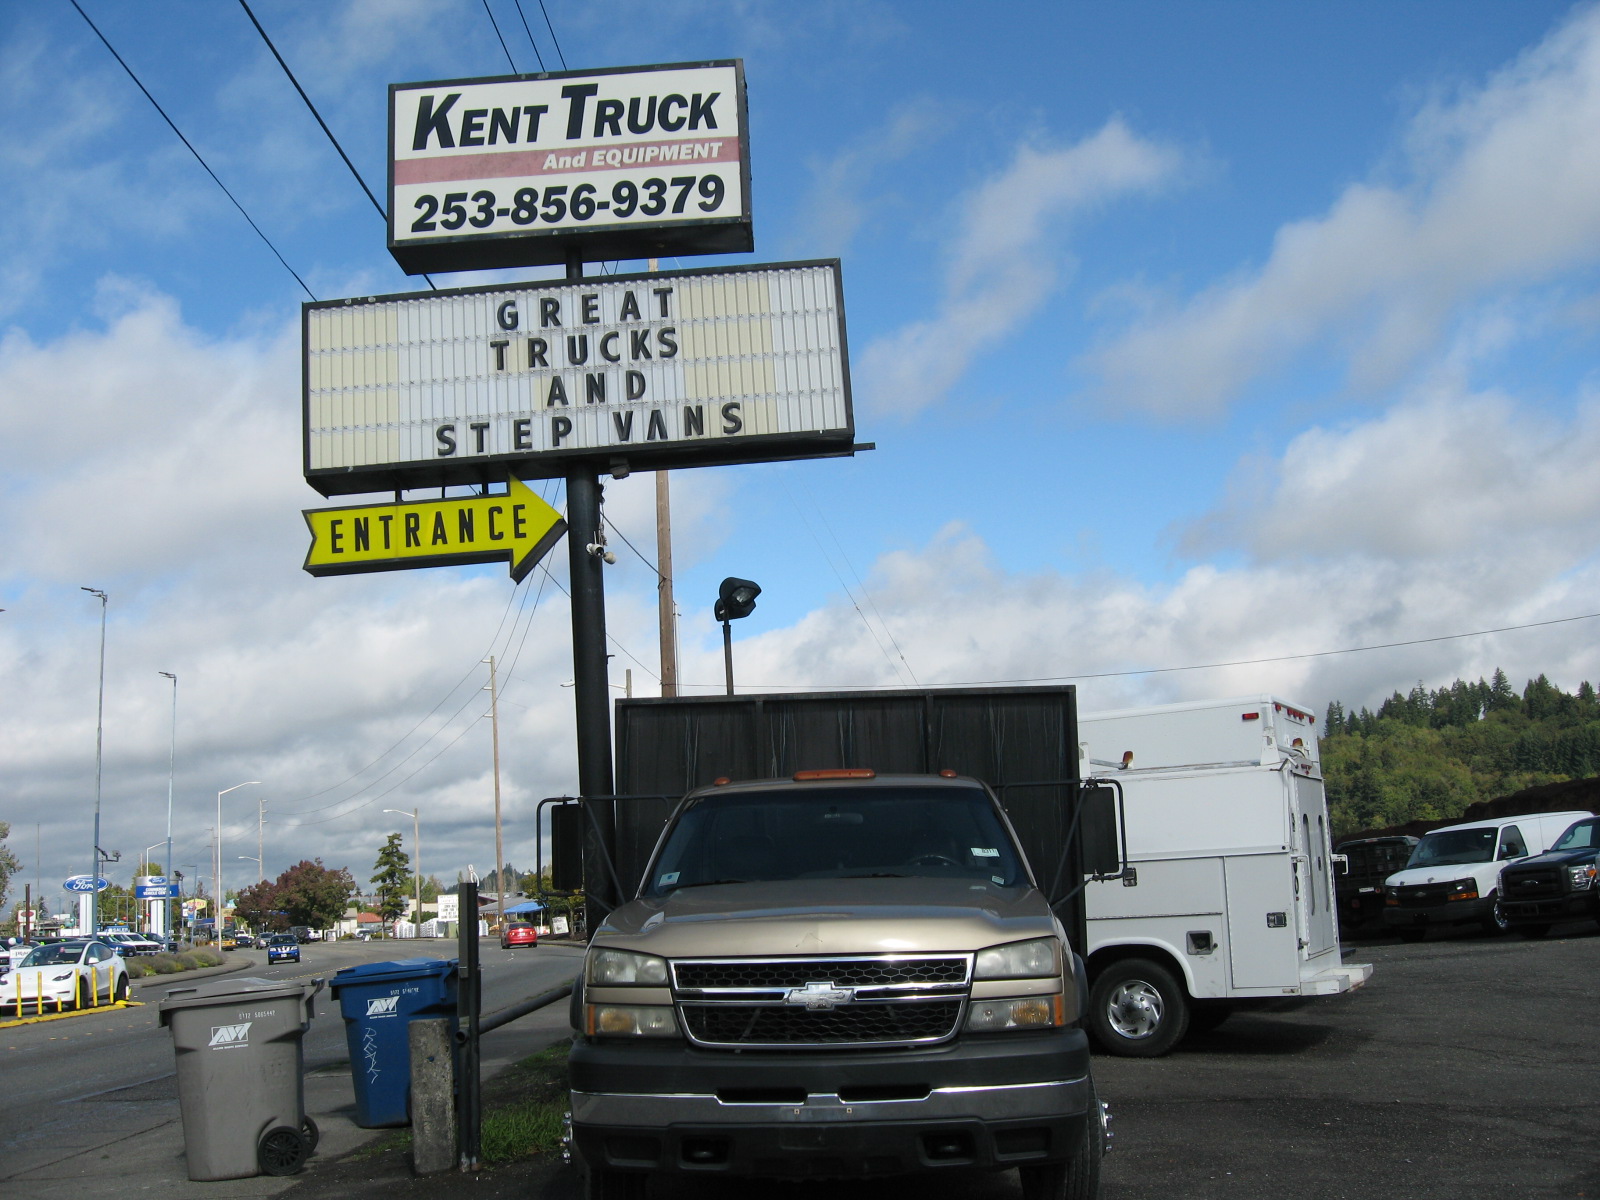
[479,1040,571,1164]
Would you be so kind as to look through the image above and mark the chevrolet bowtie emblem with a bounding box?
[785,981,857,1009]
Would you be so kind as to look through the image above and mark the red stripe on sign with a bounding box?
[394,137,742,186]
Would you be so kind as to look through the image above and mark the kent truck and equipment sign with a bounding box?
[388,61,751,273]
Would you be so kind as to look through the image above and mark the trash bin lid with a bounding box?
[158,975,323,1018]
[329,958,457,993]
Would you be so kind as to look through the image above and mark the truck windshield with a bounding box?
[644,784,1027,897]
[1406,828,1496,868]
[1551,820,1599,851]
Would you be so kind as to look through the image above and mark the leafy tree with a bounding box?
[0,822,20,912]
[372,835,411,932]
[233,878,284,932]
[276,859,356,931]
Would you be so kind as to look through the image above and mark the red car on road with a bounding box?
[499,921,537,949]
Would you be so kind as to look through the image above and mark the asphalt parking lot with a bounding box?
[5,924,1595,1199]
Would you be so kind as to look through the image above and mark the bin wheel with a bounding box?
[258,1125,310,1176]
[301,1116,320,1152]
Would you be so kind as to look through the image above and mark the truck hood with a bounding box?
[1502,847,1597,871]
[594,877,1056,958]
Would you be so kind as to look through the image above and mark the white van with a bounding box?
[1380,811,1591,940]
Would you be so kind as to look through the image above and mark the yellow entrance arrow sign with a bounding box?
[303,476,565,582]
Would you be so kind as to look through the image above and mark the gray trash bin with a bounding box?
[158,975,323,1180]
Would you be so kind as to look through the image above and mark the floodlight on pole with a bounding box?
[714,577,761,696]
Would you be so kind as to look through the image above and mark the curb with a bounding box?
[132,954,258,990]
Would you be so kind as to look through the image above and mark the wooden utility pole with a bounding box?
[656,470,677,697]
[486,655,504,933]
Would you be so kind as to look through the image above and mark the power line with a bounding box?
[71,0,316,301]
[234,1,441,292]
[482,0,519,73]
[511,0,548,72]
[538,0,569,69]
[699,611,1600,692]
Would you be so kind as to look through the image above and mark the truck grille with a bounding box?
[670,955,973,1049]
[674,956,969,991]
[1501,866,1564,900]
[681,999,963,1046]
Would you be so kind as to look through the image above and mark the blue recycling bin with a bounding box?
[329,957,458,1127]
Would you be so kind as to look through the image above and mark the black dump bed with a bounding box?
[602,685,1087,946]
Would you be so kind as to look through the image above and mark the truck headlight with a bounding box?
[586,1004,679,1038]
[1570,865,1597,890]
[974,937,1059,980]
[587,948,669,986]
[1445,880,1478,902]
[965,994,1064,1031]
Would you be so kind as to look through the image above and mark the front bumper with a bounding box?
[1501,892,1597,922]
[1381,894,1492,929]
[569,1027,1092,1178]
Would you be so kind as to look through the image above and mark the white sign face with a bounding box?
[436,893,459,923]
[389,62,751,273]
[303,260,853,496]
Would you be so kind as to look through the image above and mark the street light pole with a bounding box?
[82,587,108,932]
[483,657,505,934]
[385,808,421,938]
[158,671,176,938]
[215,781,260,939]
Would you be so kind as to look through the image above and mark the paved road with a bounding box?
[0,937,583,1198]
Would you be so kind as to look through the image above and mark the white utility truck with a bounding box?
[1077,696,1371,1056]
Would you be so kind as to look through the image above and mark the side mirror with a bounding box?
[1079,783,1124,878]
[551,803,586,892]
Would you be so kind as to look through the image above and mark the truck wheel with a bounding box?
[1017,1080,1104,1200]
[1480,894,1511,936]
[1514,923,1552,940]
[1087,958,1189,1057]
[579,1161,649,1200]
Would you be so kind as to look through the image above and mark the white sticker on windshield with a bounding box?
[659,871,680,886]
[971,847,999,858]
[992,875,1006,886]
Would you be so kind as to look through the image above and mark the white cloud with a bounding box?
[1183,383,1600,566]
[857,118,1182,417]
[1086,4,1600,415]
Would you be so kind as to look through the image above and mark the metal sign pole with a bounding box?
[456,878,481,1171]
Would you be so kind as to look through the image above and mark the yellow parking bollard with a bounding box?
[91,965,99,1008]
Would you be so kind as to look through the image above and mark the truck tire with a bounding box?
[1480,894,1511,936]
[1017,1080,1104,1200]
[1086,958,1189,1057]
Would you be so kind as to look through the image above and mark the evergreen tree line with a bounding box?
[1322,669,1600,835]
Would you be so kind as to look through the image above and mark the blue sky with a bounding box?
[4,0,1600,901]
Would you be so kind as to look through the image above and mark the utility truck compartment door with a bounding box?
[1224,854,1296,989]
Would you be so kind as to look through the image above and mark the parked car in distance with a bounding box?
[265,934,302,964]
[499,921,538,949]
[105,931,165,956]
[3,939,129,1011]
[1334,835,1419,932]
[220,928,239,950]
